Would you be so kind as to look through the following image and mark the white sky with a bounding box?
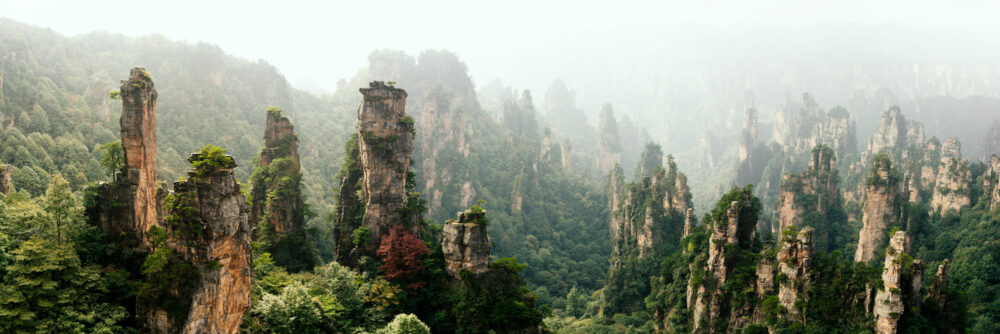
[3,0,999,93]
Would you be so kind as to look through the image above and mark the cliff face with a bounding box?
[873,231,908,334]
[98,68,160,247]
[690,198,757,332]
[416,86,475,217]
[771,93,857,157]
[357,81,415,255]
[441,208,491,277]
[0,164,11,194]
[984,157,1000,211]
[929,138,972,213]
[596,103,622,177]
[778,227,814,320]
[982,120,1000,161]
[150,153,251,334]
[776,145,840,250]
[855,155,900,263]
[736,102,765,186]
[333,135,365,266]
[248,108,315,270]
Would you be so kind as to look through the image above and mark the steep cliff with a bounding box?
[333,134,365,267]
[96,68,160,248]
[873,231,908,334]
[984,157,1000,211]
[596,103,623,177]
[855,154,901,263]
[0,163,11,194]
[777,226,814,321]
[144,151,251,334]
[929,138,972,213]
[441,207,491,277]
[776,145,842,251]
[356,81,415,256]
[248,107,317,271]
[604,143,693,314]
[982,120,1000,161]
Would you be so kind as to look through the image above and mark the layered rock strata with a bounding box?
[441,208,491,277]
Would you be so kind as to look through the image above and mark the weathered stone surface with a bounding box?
[691,198,756,332]
[98,68,160,247]
[596,103,622,177]
[984,157,1000,211]
[249,108,303,235]
[333,136,365,267]
[441,208,491,277]
[755,245,775,295]
[925,260,950,311]
[874,231,907,334]
[358,81,414,254]
[163,154,251,334]
[683,207,695,238]
[777,146,839,238]
[0,164,11,195]
[855,156,900,263]
[930,138,972,213]
[778,227,814,320]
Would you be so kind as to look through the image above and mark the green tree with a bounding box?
[0,238,129,333]
[97,140,124,181]
[41,173,82,242]
[377,313,430,334]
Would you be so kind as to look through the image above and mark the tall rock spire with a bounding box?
[357,81,415,255]
[855,154,900,263]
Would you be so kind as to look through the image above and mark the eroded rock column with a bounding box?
[855,155,899,263]
[441,208,491,277]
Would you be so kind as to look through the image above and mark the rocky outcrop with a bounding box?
[864,106,924,163]
[925,260,950,311]
[691,198,757,332]
[983,157,1000,211]
[147,153,251,334]
[608,164,626,240]
[248,107,315,271]
[855,155,900,263]
[775,145,841,251]
[736,100,766,186]
[778,227,814,320]
[636,142,663,179]
[930,138,972,213]
[97,68,160,248]
[333,135,365,266]
[0,164,11,195]
[981,120,1000,161]
[357,81,415,255]
[596,103,622,177]
[873,231,908,334]
[441,208,491,277]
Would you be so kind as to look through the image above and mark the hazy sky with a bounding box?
[3,0,999,93]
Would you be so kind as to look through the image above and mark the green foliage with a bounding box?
[376,313,431,334]
[97,140,124,180]
[353,226,371,246]
[138,226,200,317]
[191,144,235,174]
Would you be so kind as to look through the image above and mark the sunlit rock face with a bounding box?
[855,155,900,263]
[97,68,161,248]
[441,208,491,278]
[150,154,251,334]
[778,227,814,319]
[776,145,839,248]
[357,81,415,255]
[929,138,972,213]
[873,231,908,334]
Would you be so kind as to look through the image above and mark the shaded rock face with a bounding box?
[926,260,950,312]
[596,103,622,177]
[146,153,251,334]
[99,68,160,247]
[249,108,303,235]
[636,142,663,179]
[874,231,908,334]
[441,209,491,277]
[984,157,1000,211]
[982,120,1000,161]
[778,227,814,320]
[417,86,475,218]
[776,146,839,247]
[333,136,365,267]
[855,156,900,263]
[691,199,757,333]
[930,138,972,213]
[357,81,414,254]
[0,164,11,194]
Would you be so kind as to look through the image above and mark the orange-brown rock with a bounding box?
[855,155,900,263]
[874,231,907,334]
[441,208,491,277]
[778,226,814,320]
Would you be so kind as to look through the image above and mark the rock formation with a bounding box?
[776,145,840,250]
[855,154,900,263]
[983,157,1000,211]
[929,138,972,213]
[357,81,415,255]
[778,226,814,320]
[596,103,622,177]
[925,260,950,311]
[96,68,160,247]
[690,197,758,332]
[0,164,11,195]
[873,231,908,334]
[248,107,315,271]
[441,207,491,277]
[147,152,251,334]
[333,135,365,266]
[981,120,1000,161]
[771,93,856,157]
[636,142,664,179]
[864,106,924,162]
[736,100,764,186]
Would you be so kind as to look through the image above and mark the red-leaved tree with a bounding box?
[377,225,430,290]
